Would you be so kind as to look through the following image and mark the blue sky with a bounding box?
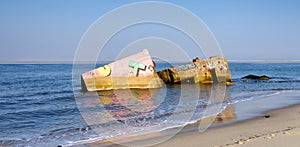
[0,0,299,61]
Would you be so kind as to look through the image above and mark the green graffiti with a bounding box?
[128,60,146,76]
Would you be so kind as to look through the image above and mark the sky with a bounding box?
[0,0,300,61]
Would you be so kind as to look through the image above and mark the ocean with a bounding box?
[0,62,300,146]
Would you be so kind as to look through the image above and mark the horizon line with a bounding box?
[0,59,300,63]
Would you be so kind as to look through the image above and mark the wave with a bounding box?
[0,89,73,100]
[227,91,281,105]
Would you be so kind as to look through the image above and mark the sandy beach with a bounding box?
[154,104,300,147]
[83,90,300,147]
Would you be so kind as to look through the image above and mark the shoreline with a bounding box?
[77,90,300,147]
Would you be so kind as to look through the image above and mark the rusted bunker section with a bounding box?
[157,56,232,84]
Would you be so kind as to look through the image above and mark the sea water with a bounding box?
[0,62,299,146]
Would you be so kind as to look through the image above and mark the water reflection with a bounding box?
[214,104,236,123]
[98,89,161,122]
[94,83,237,125]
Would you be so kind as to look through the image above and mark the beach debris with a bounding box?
[264,114,270,118]
[242,74,270,80]
[238,141,244,144]
[265,136,273,139]
[264,134,276,140]
[157,56,232,84]
[284,131,300,135]
[246,138,253,142]
[81,49,163,91]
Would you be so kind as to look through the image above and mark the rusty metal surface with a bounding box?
[158,56,232,84]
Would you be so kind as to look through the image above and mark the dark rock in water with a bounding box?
[242,74,270,80]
